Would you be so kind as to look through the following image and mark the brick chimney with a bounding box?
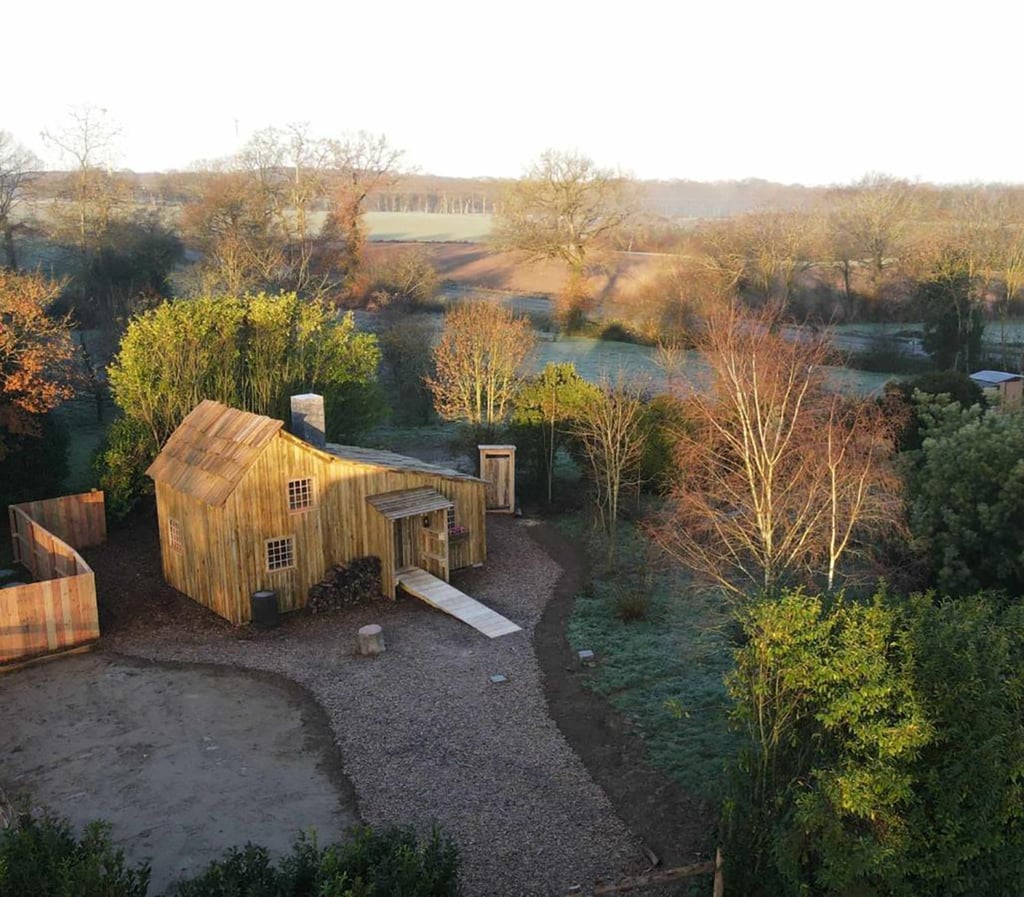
[290,394,326,449]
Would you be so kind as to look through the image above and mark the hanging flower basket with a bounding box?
[448,525,470,544]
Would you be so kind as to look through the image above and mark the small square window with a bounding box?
[266,536,295,571]
[168,518,184,554]
[288,477,314,512]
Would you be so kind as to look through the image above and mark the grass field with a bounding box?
[562,518,737,801]
[366,212,493,243]
[529,336,896,396]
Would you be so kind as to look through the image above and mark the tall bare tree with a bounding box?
[492,150,637,325]
[41,106,127,266]
[321,132,404,281]
[572,376,648,563]
[652,304,901,596]
[0,132,40,271]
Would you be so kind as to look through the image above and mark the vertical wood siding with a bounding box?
[154,433,487,624]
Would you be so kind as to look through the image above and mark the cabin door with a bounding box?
[393,512,449,580]
[394,517,418,571]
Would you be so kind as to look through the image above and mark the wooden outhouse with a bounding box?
[147,400,488,624]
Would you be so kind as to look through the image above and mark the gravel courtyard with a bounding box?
[81,514,646,896]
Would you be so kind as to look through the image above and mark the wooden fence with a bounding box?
[2,492,105,665]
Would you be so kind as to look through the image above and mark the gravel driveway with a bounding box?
[98,515,644,896]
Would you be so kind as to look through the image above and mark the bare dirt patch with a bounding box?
[0,653,358,895]
[365,242,665,307]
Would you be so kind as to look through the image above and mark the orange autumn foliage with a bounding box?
[0,270,76,449]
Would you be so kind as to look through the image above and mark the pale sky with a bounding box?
[7,0,1023,185]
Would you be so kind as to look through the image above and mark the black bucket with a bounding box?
[250,590,279,629]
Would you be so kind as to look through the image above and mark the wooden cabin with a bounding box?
[146,399,487,624]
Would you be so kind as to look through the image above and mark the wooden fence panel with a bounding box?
[0,573,99,664]
[11,491,106,551]
[3,493,104,665]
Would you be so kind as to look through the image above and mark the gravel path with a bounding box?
[103,516,644,896]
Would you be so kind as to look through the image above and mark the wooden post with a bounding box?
[359,624,385,656]
[713,848,724,897]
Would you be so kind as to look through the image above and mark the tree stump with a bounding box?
[358,624,385,656]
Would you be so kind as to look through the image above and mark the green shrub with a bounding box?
[0,812,150,897]
[724,589,1024,897]
[95,416,157,520]
[611,585,649,622]
[880,369,985,452]
[176,826,460,897]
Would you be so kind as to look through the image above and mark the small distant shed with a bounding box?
[969,370,1023,408]
[147,400,488,624]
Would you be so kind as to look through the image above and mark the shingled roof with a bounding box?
[146,400,283,506]
[326,444,481,483]
[147,400,483,506]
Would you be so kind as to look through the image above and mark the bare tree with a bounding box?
[572,376,648,563]
[182,170,285,295]
[426,301,535,431]
[321,132,404,281]
[840,173,915,297]
[0,132,40,271]
[492,150,637,325]
[652,304,901,596]
[41,106,127,266]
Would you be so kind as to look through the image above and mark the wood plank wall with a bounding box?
[3,493,104,665]
[0,573,99,664]
[10,491,106,554]
[156,433,488,624]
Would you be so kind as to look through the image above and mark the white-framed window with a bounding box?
[287,477,315,512]
[168,517,184,554]
[446,505,456,531]
[266,536,295,571]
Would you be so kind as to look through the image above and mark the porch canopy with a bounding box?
[367,486,453,520]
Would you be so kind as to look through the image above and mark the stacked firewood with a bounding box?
[308,556,383,613]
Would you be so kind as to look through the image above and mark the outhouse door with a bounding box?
[478,445,515,514]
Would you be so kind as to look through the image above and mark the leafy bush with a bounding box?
[176,826,460,897]
[610,585,649,622]
[379,319,437,425]
[102,293,384,514]
[909,399,1024,595]
[95,416,157,520]
[880,369,984,452]
[724,589,1024,897]
[0,812,150,897]
[638,393,689,494]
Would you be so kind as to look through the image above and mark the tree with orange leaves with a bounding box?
[0,270,76,457]
[652,304,902,596]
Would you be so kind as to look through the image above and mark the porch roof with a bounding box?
[367,486,454,520]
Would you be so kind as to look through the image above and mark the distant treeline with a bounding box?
[23,171,841,219]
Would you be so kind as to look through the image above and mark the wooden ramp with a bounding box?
[396,567,521,638]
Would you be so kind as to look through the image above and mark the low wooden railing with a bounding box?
[2,492,105,665]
